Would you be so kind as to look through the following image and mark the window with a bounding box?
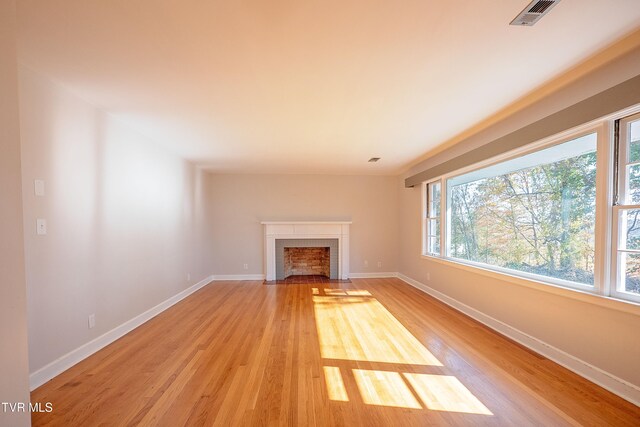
[613,113,640,302]
[421,105,640,304]
[447,133,597,287]
[424,181,441,256]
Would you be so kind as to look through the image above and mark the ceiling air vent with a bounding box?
[510,0,561,26]
[368,157,381,163]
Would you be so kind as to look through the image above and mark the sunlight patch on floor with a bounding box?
[353,369,421,409]
[345,289,371,296]
[313,293,442,365]
[404,373,493,415]
[315,288,493,415]
[323,366,349,402]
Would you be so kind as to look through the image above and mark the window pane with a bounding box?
[448,133,597,286]
[430,200,440,217]
[429,182,441,217]
[622,209,640,251]
[629,141,640,164]
[428,219,440,236]
[630,120,640,163]
[620,252,640,295]
[428,235,440,255]
[427,216,440,254]
[627,164,640,204]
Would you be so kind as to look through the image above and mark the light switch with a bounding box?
[36,219,47,235]
[34,180,45,196]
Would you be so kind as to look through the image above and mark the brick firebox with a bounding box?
[284,247,330,278]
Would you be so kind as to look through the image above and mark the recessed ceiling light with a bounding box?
[368,157,381,163]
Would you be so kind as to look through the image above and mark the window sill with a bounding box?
[420,254,640,316]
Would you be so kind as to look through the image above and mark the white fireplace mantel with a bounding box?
[262,221,351,281]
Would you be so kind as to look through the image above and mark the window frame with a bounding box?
[422,122,610,295]
[611,112,640,303]
[422,179,443,257]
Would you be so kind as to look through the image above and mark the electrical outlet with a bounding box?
[88,314,95,329]
[187,273,191,281]
[427,273,431,281]
[377,261,382,268]
[364,260,368,267]
[243,263,249,270]
[36,219,47,235]
[34,179,45,196]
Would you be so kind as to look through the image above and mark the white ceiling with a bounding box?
[16,0,640,175]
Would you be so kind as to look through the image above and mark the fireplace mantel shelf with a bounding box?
[263,221,350,281]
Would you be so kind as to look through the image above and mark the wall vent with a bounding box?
[368,157,381,162]
[510,0,561,26]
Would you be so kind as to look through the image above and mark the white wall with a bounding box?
[398,42,640,396]
[0,1,31,426]
[19,66,214,375]
[208,174,399,276]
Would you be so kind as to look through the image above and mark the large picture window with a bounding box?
[447,133,597,286]
[421,106,640,304]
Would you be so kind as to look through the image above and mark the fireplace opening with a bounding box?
[284,247,330,278]
[275,238,338,280]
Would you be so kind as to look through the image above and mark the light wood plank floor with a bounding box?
[32,278,640,426]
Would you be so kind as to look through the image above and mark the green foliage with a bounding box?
[450,151,596,285]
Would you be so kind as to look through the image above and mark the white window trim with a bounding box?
[422,180,442,257]
[594,121,613,297]
[444,255,596,292]
[437,121,605,184]
[611,207,640,304]
[610,112,640,304]
[421,181,428,256]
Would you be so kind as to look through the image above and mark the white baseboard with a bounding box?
[397,273,640,407]
[349,272,399,279]
[212,274,265,281]
[29,275,214,391]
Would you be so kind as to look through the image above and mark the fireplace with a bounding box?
[275,239,339,280]
[262,221,351,281]
[284,247,329,278]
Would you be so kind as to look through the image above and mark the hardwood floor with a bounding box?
[31,278,640,426]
